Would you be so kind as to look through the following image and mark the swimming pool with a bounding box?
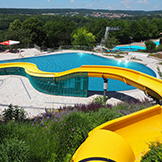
[0,52,156,92]
[154,41,160,46]
[112,40,160,52]
[112,45,146,52]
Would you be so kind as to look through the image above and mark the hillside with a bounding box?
[0,8,162,17]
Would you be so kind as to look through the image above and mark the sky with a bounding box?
[1,0,162,11]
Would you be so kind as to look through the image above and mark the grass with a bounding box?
[149,53,162,58]
[157,66,162,78]
[131,56,143,61]
[113,53,124,58]
[141,142,162,162]
[0,98,156,162]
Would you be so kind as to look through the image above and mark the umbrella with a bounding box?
[0,40,20,46]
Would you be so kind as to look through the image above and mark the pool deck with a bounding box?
[0,48,161,117]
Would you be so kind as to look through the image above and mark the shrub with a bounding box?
[3,104,27,122]
[157,66,162,78]
[145,40,156,51]
[90,107,122,126]
[56,100,112,113]
[0,100,155,162]
[55,111,92,161]
[92,96,108,106]
[157,44,162,50]
[0,138,29,162]
[141,142,162,162]
[114,53,124,58]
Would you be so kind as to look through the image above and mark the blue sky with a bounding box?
[1,0,162,11]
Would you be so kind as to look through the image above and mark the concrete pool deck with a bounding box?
[0,48,161,117]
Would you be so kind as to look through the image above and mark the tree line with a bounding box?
[0,8,162,16]
[0,15,162,48]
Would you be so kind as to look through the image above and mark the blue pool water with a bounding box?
[154,41,160,46]
[112,40,160,52]
[113,45,146,52]
[0,53,156,92]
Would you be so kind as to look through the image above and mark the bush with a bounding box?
[114,53,124,58]
[131,56,142,61]
[145,40,156,50]
[0,100,155,162]
[157,66,162,78]
[0,138,29,162]
[55,111,92,161]
[157,44,162,50]
[90,107,122,126]
[3,104,27,122]
[141,142,162,162]
[92,96,108,106]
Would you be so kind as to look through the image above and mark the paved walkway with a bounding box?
[0,48,161,117]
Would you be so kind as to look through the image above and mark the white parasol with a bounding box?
[0,40,20,46]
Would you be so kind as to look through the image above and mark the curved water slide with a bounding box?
[1,63,162,161]
[71,104,162,162]
[1,62,162,101]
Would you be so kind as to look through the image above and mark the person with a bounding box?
[18,48,23,57]
[10,48,14,53]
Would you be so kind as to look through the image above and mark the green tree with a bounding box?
[86,18,108,43]
[9,19,21,30]
[151,18,162,38]
[129,21,141,42]
[44,20,76,47]
[109,20,130,44]
[103,35,119,49]
[139,17,152,40]
[72,27,96,47]
[2,29,30,45]
[145,40,156,50]
[21,17,45,46]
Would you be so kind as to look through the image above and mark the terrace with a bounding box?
[0,48,161,117]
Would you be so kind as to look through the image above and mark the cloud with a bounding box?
[107,6,112,9]
[47,0,50,2]
[86,4,93,7]
[70,0,75,2]
[120,0,133,8]
[137,0,149,4]
[120,0,133,4]
[126,5,132,8]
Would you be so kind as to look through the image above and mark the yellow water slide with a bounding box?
[1,63,162,101]
[71,104,162,162]
[1,62,162,161]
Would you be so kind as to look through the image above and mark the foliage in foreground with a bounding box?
[0,98,154,162]
[2,104,27,123]
[0,138,29,162]
[141,142,162,162]
[157,66,162,78]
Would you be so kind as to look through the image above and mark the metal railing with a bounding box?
[34,44,94,52]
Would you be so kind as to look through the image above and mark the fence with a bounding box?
[0,67,89,97]
[34,44,94,52]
